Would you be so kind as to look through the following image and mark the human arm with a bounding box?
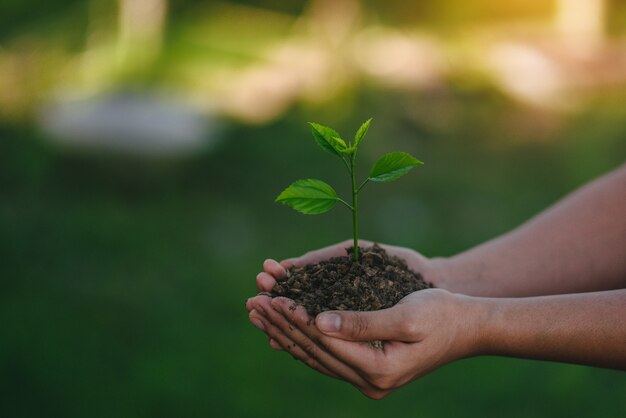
[247,288,626,399]
[432,162,626,296]
[247,163,626,397]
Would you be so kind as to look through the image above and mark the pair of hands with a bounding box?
[246,240,482,399]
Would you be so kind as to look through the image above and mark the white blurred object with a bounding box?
[556,0,606,52]
[38,91,219,156]
[352,28,446,89]
[487,42,567,109]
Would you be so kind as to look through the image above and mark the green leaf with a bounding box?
[309,122,347,157]
[354,118,372,148]
[275,179,338,214]
[369,152,423,182]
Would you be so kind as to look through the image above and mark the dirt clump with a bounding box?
[269,244,432,318]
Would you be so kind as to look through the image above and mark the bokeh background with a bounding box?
[1,0,625,417]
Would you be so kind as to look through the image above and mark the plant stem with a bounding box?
[357,178,370,193]
[341,156,352,174]
[350,154,359,261]
[336,197,354,211]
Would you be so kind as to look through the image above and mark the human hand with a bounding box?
[254,239,441,294]
[245,239,478,398]
[247,288,485,399]
[248,239,448,353]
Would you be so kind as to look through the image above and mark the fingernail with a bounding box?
[250,318,265,331]
[317,312,341,332]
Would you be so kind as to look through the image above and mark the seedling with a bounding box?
[275,119,423,261]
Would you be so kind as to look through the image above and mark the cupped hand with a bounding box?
[249,239,434,351]
[245,239,473,398]
[253,239,437,294]
[248,288,484,399]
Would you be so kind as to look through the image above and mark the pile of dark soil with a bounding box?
[269,244,432,317]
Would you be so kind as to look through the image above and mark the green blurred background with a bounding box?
[1,1,625,417]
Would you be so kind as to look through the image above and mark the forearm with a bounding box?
[433,163,626,297]
[466,289,626,370]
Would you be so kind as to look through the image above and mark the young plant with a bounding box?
[275,119,423,262]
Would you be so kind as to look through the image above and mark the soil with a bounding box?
[268,244,432,318]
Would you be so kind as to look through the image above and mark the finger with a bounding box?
[249,295,340,379]
[279,259,296,269]
[259,313,340,379]
[273,298,382,375]
[246,294,272,313]
[249,310,285,351]
[248,309,266,331]
[263,259,287,279]
[281,239,373,268]
[269,338,283,350]
[256,272,276,292]
[249,296,298,351]
[268,298,371,388]
[249,310,283,353]
[247,294,277,320]
[376,244,427,273]
[280,241,416,270]
[316,307,413,342]
[252,302,338,377]
[245,297,255,312]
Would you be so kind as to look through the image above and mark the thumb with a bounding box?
[316,307,408,341]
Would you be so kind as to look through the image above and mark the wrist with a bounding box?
[424,256,456,291]
[427,253,493,297]
[452,293,494,358]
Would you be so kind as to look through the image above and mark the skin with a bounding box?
[246,162,626,399]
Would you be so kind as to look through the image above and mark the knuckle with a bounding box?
[299,339,317,356]
[350,313,370,339]
[376,379,395,392]
[312,335,328,351]
[363,363,398,392]
[294,307,311,325]
[400,321,418,338]
[398,310,419,337]
[369,374,396,391]
[362,388,389,400]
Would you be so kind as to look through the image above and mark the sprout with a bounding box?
[276,118,423,261]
